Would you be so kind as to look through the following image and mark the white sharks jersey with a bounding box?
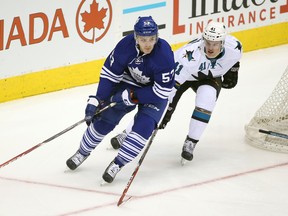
[174,35,242,85]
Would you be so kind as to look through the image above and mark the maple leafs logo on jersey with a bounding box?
[192,70,214,80]
[129,67,150,84]
[183,50,195,61]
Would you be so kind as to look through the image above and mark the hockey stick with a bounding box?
[259,129,288,140]
[0,102,116,169]
[117,127,159,206]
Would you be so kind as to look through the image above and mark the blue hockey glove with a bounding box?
[85,95,100,126]
[110,89,138,110]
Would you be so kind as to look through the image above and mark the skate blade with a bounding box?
[181,158,188,166]
[64,167,75,173]
[118,196,132,206]
[100,180,109,186]
[106,146,117,150]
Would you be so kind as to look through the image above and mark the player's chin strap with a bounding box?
[0,102,116,169]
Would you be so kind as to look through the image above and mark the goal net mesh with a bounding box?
[245,65,288,153]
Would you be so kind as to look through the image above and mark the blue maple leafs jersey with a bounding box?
[96,34,175,104]
[174,35,242,85]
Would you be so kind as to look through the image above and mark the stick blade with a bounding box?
[117,196,132,207]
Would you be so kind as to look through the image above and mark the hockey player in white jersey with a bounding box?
[110,21,242,164]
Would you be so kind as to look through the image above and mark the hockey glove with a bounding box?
[159,106,174,129]
[85,95,101,126]
[222,62,239,89]
[110,89,138,110]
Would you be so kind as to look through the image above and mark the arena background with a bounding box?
[1,0,288,103]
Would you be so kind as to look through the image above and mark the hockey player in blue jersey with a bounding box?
[66,16,175,183]
[110,21,242,165]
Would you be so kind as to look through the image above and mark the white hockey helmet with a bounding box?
[202,21,227,42]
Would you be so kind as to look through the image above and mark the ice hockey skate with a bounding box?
[66,151,89,170]
[110,130,127,149]
[102,160,122,183]
[181,136,197,166]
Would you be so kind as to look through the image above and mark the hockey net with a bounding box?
[245,65,288,153]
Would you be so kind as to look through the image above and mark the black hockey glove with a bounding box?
[159,106,174,129]
[222,62,240,89]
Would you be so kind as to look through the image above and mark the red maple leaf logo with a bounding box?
[81,0,107,33]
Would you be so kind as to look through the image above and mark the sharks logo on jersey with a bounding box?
[192,70,214,80]
[235,41,242,51]
[183,50,195,61]
[128,66,150,84]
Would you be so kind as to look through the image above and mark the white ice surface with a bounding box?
[0,44,288,216]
